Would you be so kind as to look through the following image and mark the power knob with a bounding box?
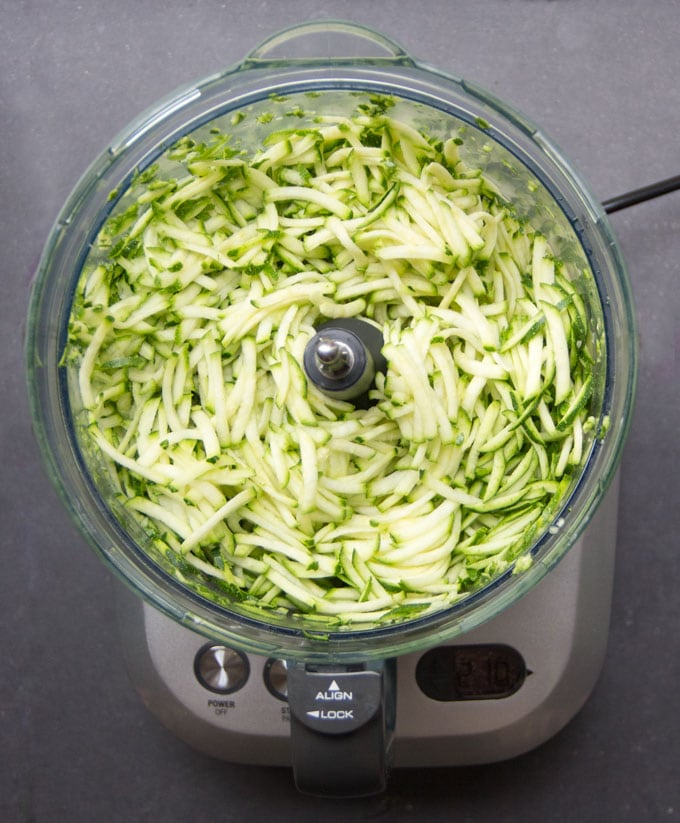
[193,644,250,694]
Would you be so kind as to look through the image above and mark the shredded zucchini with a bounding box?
[63,95,603,627]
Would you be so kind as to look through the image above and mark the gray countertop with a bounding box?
[2,1,679,820]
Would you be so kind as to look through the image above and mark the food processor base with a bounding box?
[115,477,618,768]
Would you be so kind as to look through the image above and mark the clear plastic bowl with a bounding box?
[26,21,636,662]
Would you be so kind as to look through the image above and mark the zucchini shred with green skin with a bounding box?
[64,96,603,628]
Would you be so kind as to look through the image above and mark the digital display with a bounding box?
[415,644,527,701]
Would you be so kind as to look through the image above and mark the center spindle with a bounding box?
[302,318,387,407]
[314,337,355,378]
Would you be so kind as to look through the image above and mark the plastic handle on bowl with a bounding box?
[242,19,414,66]
[286,659,396,797]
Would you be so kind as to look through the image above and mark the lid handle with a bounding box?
[243,20,413,66]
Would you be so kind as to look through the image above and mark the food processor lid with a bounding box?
[26,20,636,662]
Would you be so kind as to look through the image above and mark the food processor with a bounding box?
[26,21,638,797]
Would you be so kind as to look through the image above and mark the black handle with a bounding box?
[286,659,396,797]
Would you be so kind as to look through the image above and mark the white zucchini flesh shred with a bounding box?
[64,96,602,627]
